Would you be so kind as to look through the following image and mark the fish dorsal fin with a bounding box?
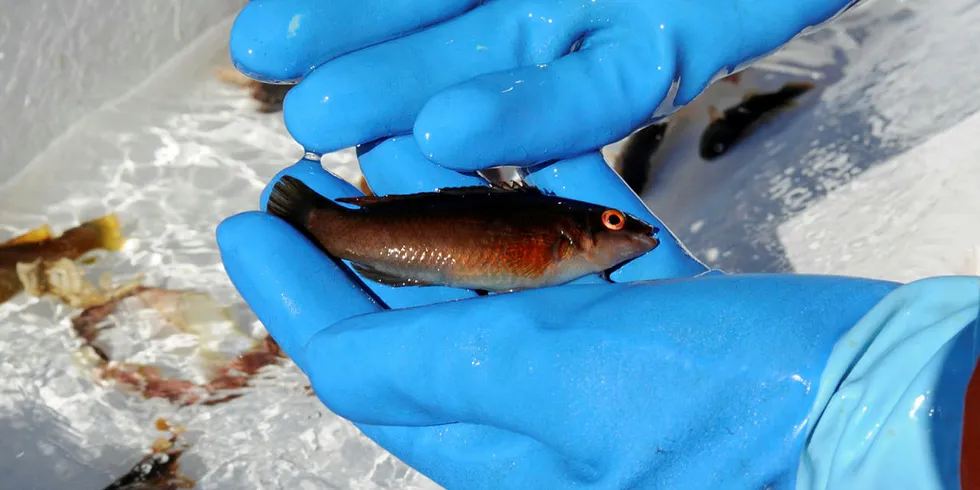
[440,180,547,195]
[490,179,534,191]
[334,181,548,207]
[334,194,402,206]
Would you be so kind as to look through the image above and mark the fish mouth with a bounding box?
[634,232,660,252]
[639,225,661,249]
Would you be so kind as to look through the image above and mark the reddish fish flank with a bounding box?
[266,176,659,292]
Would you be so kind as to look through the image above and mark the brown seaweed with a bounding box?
[71,286,288,406]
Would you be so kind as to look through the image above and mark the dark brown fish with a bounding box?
[0,214,125,304]
[266,176,660,292]
[250,82,293,113]
[614,121,670,195]
[699,81,815,160]
[215,66,294,113]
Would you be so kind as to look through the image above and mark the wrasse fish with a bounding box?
[699,81,815,160]
[266,176,660,292]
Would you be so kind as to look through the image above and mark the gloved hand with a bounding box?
[228,0,861,281]
[216,143,979,489]
[222,2,978,488]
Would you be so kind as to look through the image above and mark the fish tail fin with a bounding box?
[82,214,126,252]
[354,175,374,196]
[266,175,338,228]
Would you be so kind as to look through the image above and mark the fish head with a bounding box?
[584,207,660,267]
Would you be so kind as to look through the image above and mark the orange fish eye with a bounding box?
[601,209,626,230]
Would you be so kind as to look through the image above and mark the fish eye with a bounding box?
[601,209,626,230]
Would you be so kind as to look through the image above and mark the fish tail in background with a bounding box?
[54,214,126,255]
[266,175,344,229]
[354,175,374,196]
[77,214,126,252]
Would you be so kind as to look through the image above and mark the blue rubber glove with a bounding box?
[228,0,860,281]
[230,0,860,166]
[215,149,980,489]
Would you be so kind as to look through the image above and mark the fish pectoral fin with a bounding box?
[349,262,434,288]
[552,233,576,262]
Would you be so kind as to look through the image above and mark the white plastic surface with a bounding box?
[0,0,246,184]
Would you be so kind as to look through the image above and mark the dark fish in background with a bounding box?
[249,82,293,113]
[215,66,294,113]
[613,121,670,195]
[102,420,194,490]
[699,81,815,160]
[265,176,660,292]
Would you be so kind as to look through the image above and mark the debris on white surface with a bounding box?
[16,257,143,308]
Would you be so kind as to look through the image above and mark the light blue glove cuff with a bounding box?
[798,276,980,489]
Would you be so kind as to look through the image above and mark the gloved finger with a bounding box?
[520,153,707,281]
[229,0,480,83]
[281,1,582,155]
[356,136,487,196]
[215,211,380,374]
[259,160,477,308]
[415,28,675,171]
